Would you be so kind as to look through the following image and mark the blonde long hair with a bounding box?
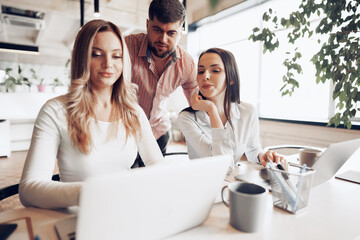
[67,19,140,154]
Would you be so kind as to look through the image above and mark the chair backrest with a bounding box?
[265,145,324,156]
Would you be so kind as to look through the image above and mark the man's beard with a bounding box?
[148,42,174,58]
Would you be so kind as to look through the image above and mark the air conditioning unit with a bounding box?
[0,13,45,30]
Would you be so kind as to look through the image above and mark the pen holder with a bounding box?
[269,166,315,214]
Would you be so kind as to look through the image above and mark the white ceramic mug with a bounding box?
[221,182,268,232]
[299,148,322,167]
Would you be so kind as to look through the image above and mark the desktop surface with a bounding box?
[1,149,360,240]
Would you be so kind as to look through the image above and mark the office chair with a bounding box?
[164,152,188,156]
[0,174,60,202]
[264,145,323,155]
[131,151,189,168]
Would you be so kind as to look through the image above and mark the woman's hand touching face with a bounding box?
[190,91,215,112]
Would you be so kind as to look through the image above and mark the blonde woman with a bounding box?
[19,20,164,209]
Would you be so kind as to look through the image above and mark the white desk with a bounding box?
[1,150,360,240]
[171,178,360,240]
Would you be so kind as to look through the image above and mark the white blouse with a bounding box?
[20,96,164,209]
[176,102,264,165]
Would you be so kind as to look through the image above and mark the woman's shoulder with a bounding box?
[133,104,144,116]
[178,108,197,119]
[43,95,66,109]
[40,95,67,117]
[239,101,256,111]
[177,108,209,127]
[133,104,148,122]
[231,102,257,118]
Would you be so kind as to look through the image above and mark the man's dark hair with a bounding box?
[149,0,186,24]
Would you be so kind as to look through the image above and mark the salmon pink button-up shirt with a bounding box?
[125,33,198,140]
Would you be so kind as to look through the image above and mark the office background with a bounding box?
[0,0,359,153]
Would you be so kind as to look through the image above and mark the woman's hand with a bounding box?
[190,92,214,112]
[258,150,284,167]
[190,92,224,129]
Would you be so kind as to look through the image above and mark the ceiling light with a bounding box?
[0,42,39,55]
[93,0,100,17]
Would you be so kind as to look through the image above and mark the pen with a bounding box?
[267,162,296,207]
[288,162,312,170]
[35,235,41,240]
[293,164,307,212]
[276,164,298,194]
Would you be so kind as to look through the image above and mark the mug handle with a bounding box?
[221,185,230,207]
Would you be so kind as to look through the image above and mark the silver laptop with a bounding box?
[56,155,230,240]
[235,138,360,188]
[311,138,360,187]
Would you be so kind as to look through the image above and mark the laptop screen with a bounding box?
[74,155,230,240]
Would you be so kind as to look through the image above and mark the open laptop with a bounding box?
[55,155,230,240]
[311,138,360,187]
[235,138,360,188]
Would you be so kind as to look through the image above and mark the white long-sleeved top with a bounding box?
[176,102,264,165]
[20,96,164,209]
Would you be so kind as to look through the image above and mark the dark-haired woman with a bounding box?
[177,48,281,170]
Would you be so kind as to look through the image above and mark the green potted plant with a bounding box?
[37,78,46,92]
[0,68,16,92]
[52,77,67,94]
[3,66,31,92]
[17,65,31,92]
[30,68,46,93]
[248,0,360,128]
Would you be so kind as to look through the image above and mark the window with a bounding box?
[187,0,358,126]
[259,29,331,122]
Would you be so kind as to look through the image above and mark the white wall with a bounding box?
[0,93,62,151]
[0,61,69,87]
